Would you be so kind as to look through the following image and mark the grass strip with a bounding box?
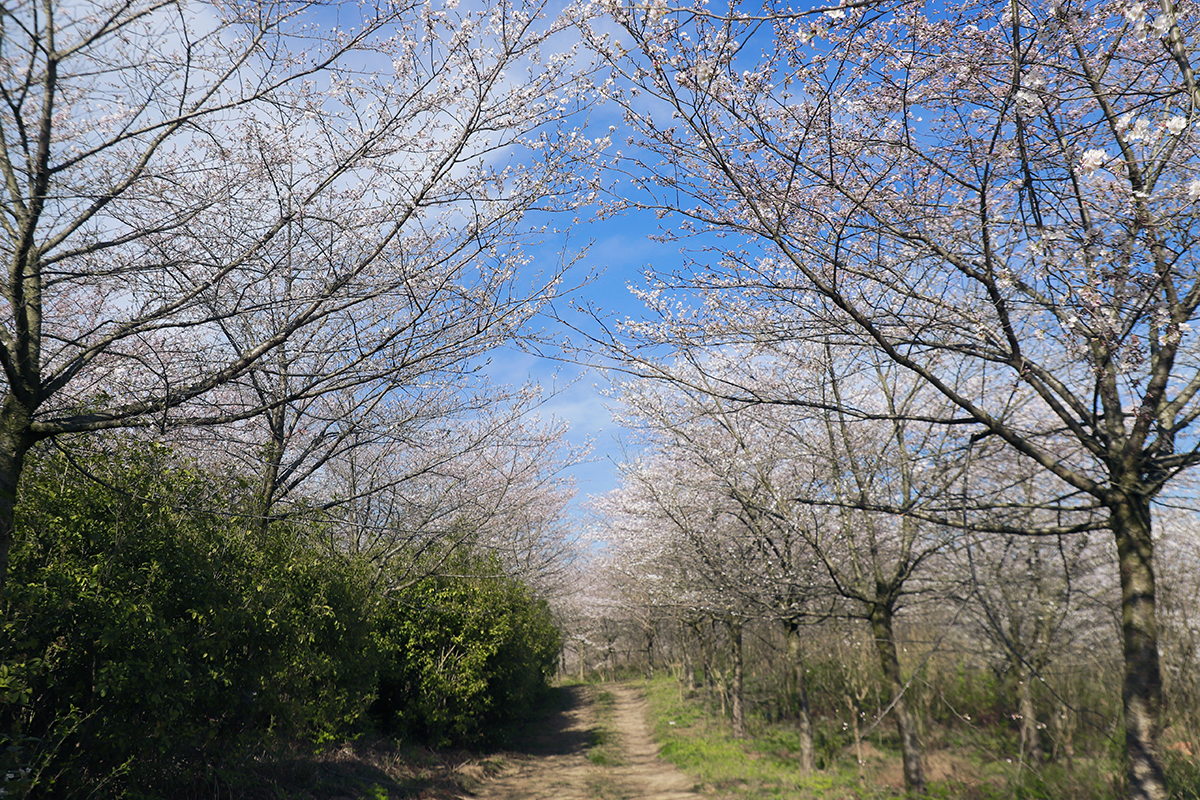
[587,689,626,767]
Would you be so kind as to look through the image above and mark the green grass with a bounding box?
[587,689,626,767]
[634,677,1141,800]
[641,678,872,799]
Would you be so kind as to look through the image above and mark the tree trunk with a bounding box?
[1051,702,1076,770]
[645,624,655,678]
[683,622,697,693]
[847,691,865,781]
[1015,660,1043,767]
[787,624,816,774]
[1111,492,1167,800]
[253,406,287,541]
[730,618,746,738]
[0,396,35,601]
[870,603,926,796]
[700,621,715,697]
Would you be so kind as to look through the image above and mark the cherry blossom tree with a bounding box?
[1151,503,1200,753]
[207,280,546,540]
[594,448,760,733]
[306,386,585,594]
[952,527,1119,768]
[601,344,984,786]
[604,360,835,755]
[702,352,965,786]
[587,0,1198,794]
[0,0,599,594]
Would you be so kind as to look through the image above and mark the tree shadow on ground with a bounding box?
[191,735,488,800]
[492,684,597,757]
[190,686,597,798]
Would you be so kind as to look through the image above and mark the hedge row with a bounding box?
[0,443,560,798]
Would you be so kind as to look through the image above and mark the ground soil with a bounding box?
[225,683,999,799]
[457,683,700,800]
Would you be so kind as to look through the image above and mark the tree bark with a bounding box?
[682,621,697,693]
[645,624,655,678]
[730,617,746,738]
[1111,492,1167,800]
[847,691,865,781]
[870,603,926,796]
[0,396,36,601]
[1015,660,1043,767]
[787,624,816,774]
[700,620,715,697]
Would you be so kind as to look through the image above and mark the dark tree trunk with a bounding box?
[253,406,287,541]
[870,602,925,796]
[0,395,35,601]
[700,620,715,697]
[645,625,655,678]
[1111,491,1167,800]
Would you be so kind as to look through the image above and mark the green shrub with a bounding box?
[1,442,377,797]
[1,440,566,795]
[370,553,561,747]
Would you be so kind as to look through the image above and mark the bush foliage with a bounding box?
[371,556,561,746]
[0,442,561,797]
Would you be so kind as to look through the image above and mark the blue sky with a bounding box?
[483,205,688,523]
[287,0,686,528]
[479,0,787,526]
[433,0,808,528]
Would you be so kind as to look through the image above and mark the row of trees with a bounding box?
[3,1,1200,800]
[568,591,1162,793]
[568,1,1200,798]
[0,0,600,594]
[590,355,1200,786]
[585,349,1198,796]
[0,0,591,794]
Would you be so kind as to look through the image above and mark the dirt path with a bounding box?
[458,684,701,800]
